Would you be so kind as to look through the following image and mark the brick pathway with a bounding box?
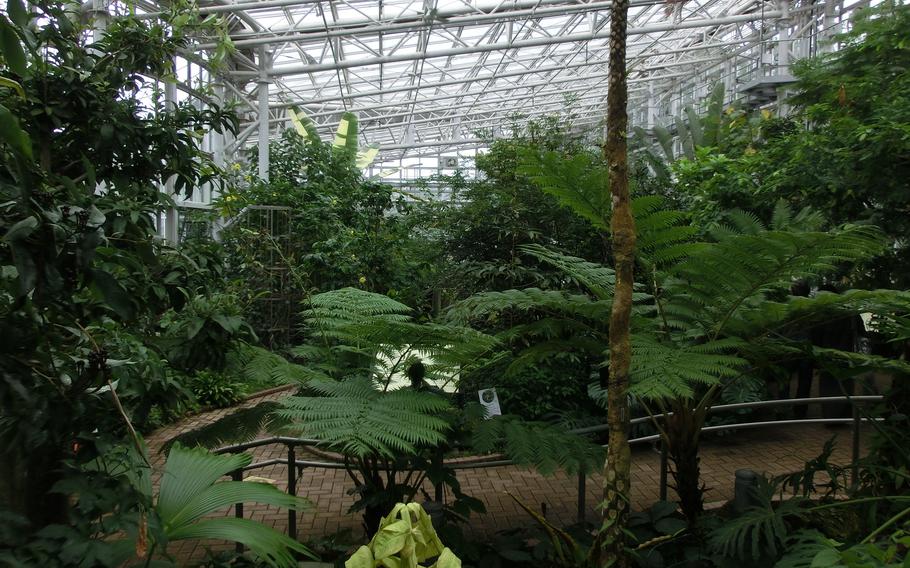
[146,393,866,564]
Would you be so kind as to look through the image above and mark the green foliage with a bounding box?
[518,150,611,231]
[776,527,910,568]
[628,336,746,400]
[0,0,237,537]
[190,370,245,409]
[708,478,807,563]
[345,503,461,568]
[217,128,432,333]
[432,119,603,298]
[152,444,314,566]
[278,377,453,458]
[298,287,497,386]
[160,292,257,372]
[469,413,604,475]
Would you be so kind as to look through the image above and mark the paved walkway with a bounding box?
[146,393,866,564]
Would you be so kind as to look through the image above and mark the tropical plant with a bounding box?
[345,502,461,568]
[160,292,257,372]
[190,370,245,408]
[287,107,379,169]
[0,442,313,567]
[273,288,603,534]
[454,175,910,527]
[0,0,236,534]
[433,119,603,299]
[146,444,313,566]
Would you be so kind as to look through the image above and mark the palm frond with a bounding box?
[168,517,313,566]
[157,444,313,567]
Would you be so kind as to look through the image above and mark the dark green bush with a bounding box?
[190,370,245,409]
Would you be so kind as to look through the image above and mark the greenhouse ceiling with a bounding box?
[138,0,851,169]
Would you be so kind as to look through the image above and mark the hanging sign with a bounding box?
[478,388,502,419]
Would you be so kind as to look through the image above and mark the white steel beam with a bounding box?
[231,11,781,77]
[265,40,749,113]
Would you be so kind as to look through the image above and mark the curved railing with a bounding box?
[212,394,884,546]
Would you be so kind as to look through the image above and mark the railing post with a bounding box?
[851,403,861,489]
[287,444,298,541]
[659,440,669,502]
[577,471,586,523]
[232,468,244,553]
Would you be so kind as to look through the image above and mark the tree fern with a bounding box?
[470,411,604,475]
[664,226,886,339]
[632,195,702,269]
[300,288,495,383]
[518,244,617,299]
[227,342,325,386]
[517,150,612,231]
[447,288,610,325]
[629,336,747,401]
[276,377,452,458]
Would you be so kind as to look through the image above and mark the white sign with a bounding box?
[478,388,502,419]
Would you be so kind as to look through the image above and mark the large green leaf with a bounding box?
[287,106,320,141]
[0,16,26,77]
[333,111,359,155]
[165,480,309,530]
[2,215,37,242]
[6,0,28,27]
[156,444,251,523]
[0,102,32,157]
[168,517,314,566]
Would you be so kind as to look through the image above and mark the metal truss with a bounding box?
[146,0,857,182]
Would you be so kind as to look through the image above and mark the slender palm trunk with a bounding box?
[600,0,635,563]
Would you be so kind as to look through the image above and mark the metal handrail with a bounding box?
[214,394,884,547]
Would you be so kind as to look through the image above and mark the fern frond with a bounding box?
[629,336,747,401]
[665,226,886,338]
[277,378,452,458]
[519,244,618,299]
[446,288,604,325]
[729,288,910,339]
[470,412,604,475]
[518,150,611,230]
[632,196,701,269]
[227,342,323,386]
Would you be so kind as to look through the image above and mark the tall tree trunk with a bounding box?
[600,0,635,563]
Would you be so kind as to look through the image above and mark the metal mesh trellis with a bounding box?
[221,205,296,349]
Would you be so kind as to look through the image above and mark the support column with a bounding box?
[164,64,179,245]
[91,0,108,41]
[257,47,271,182]
[776,0,792,115]
[777,0,791,73]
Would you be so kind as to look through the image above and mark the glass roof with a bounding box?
[176,0,838,164]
